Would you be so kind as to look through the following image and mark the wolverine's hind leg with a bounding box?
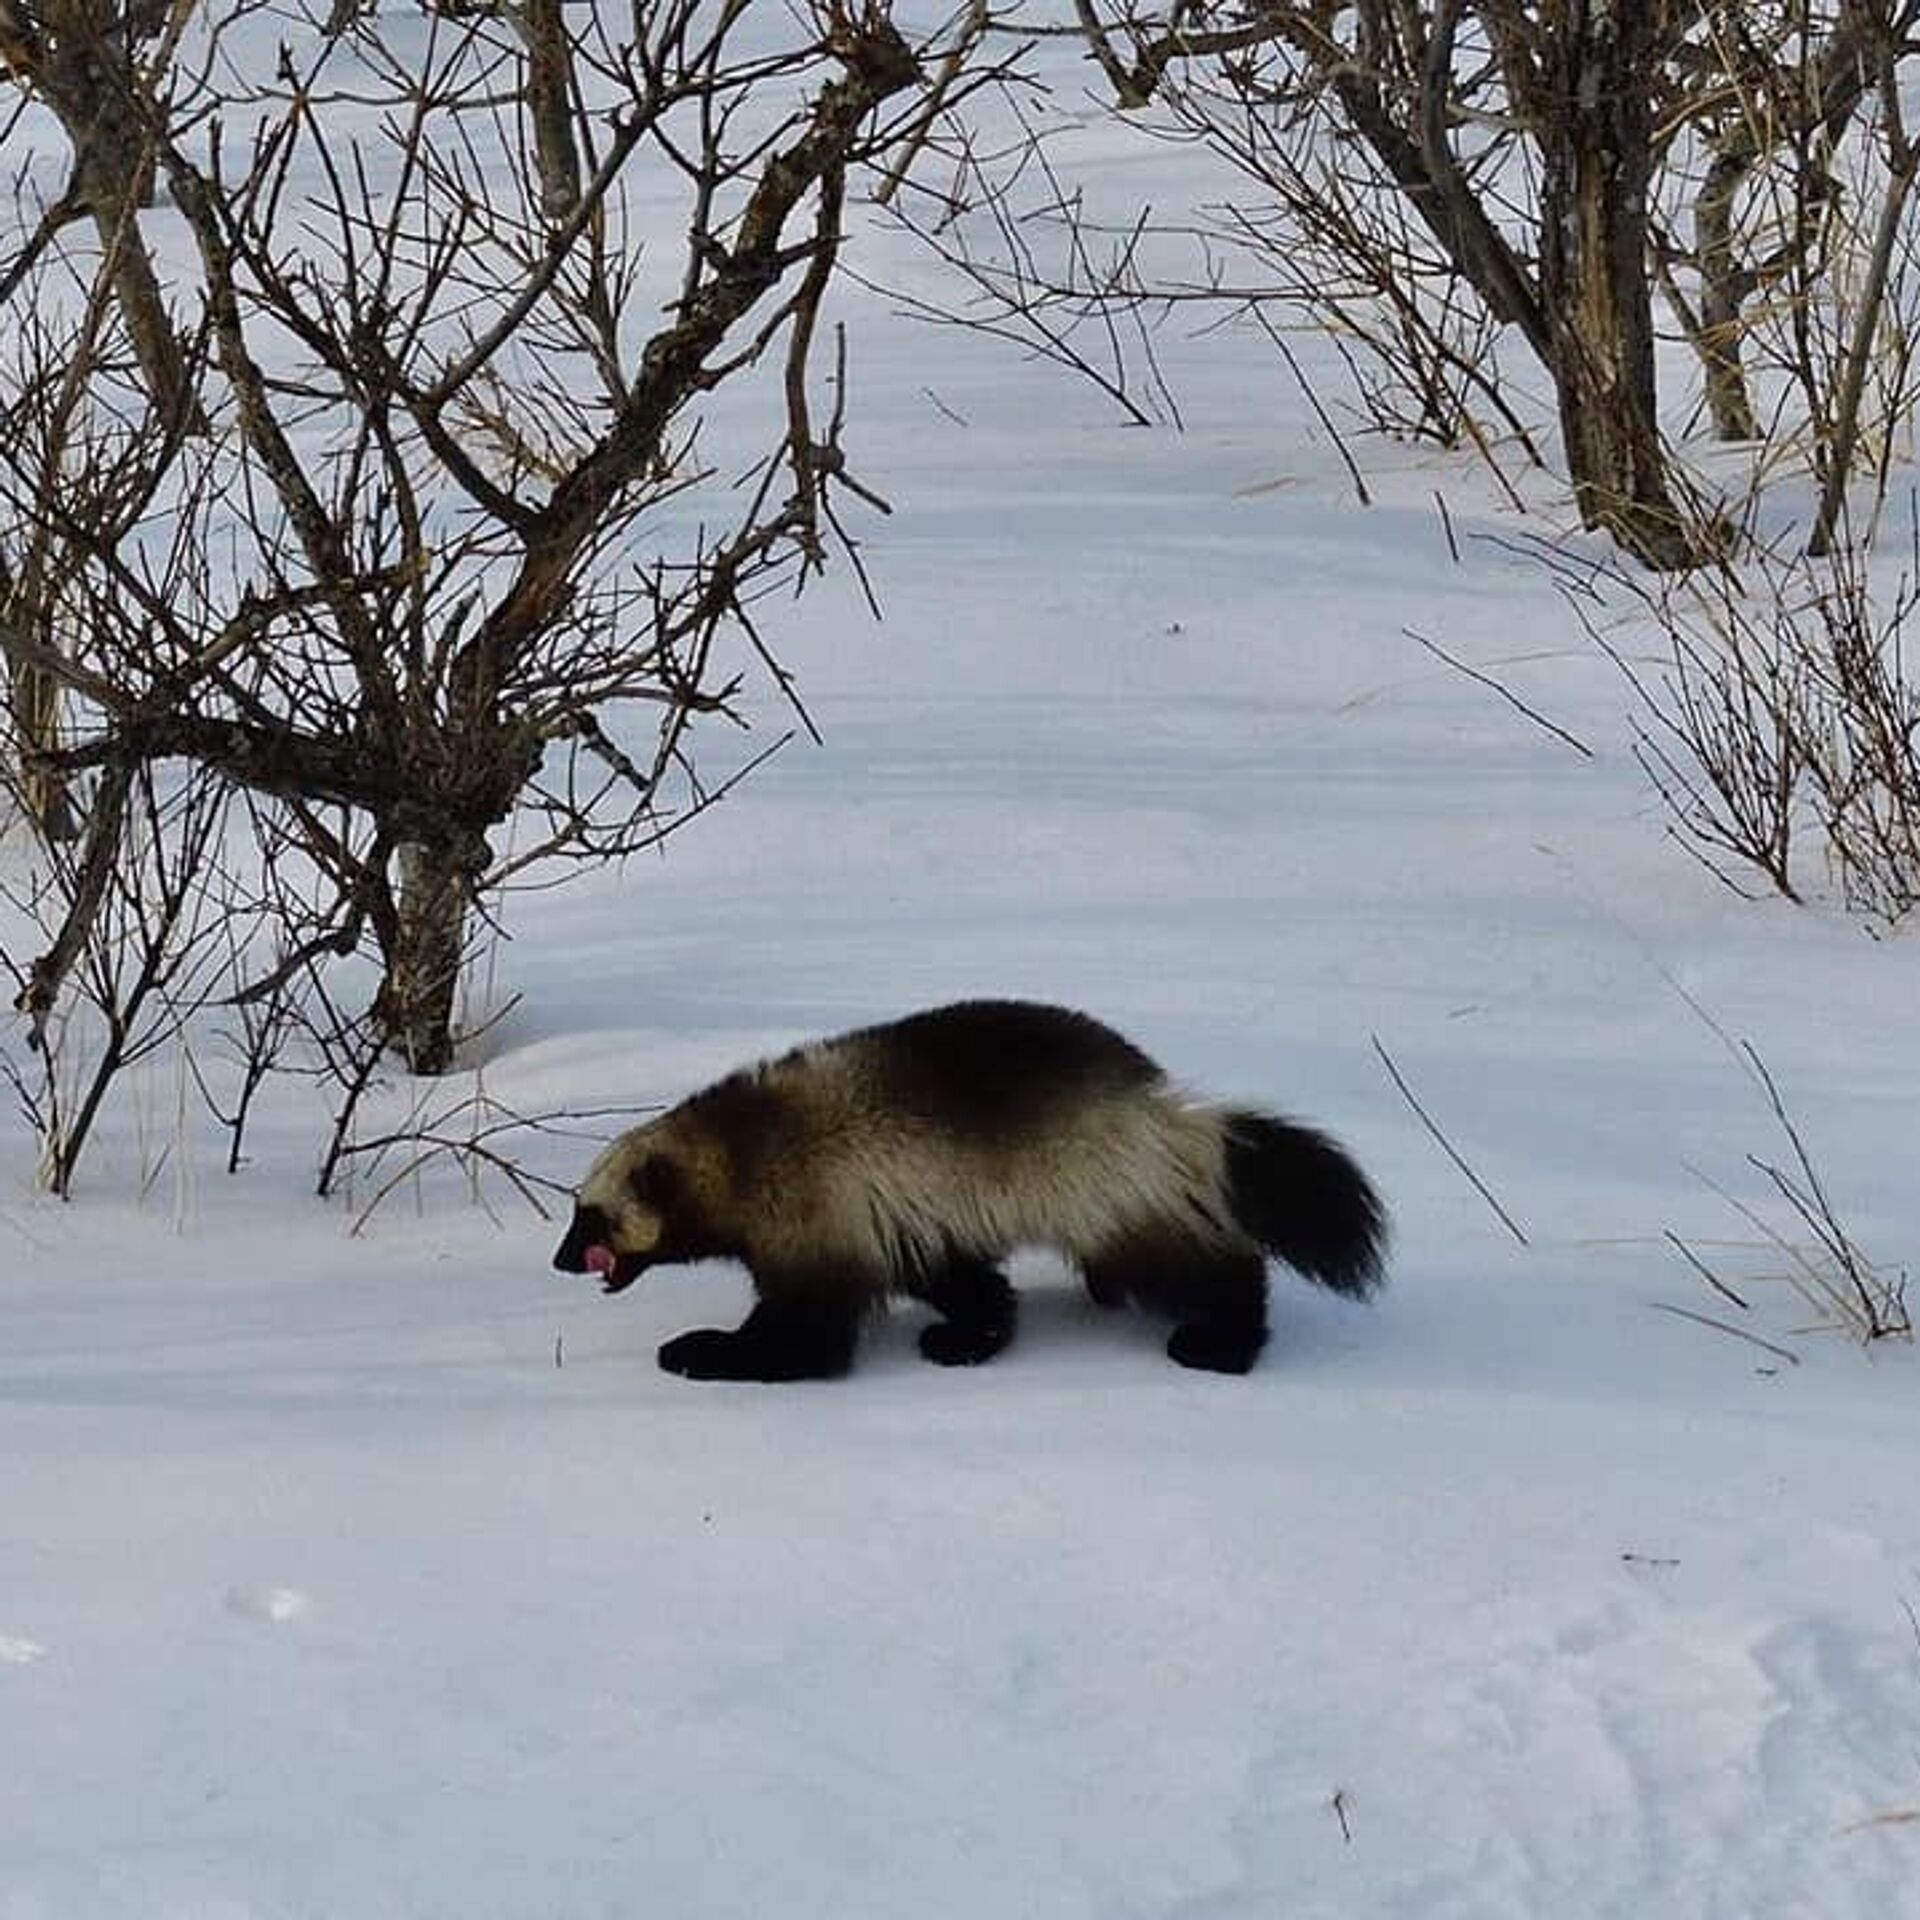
[1081,1238,1269,1375]
[907,1252,1017,1366]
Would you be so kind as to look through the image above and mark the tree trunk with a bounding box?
[82,152,205,441]
[517,0,581,221]
[1538,4,1701,569]
[4,540,79,841]
[378,839,474,1075]
[1694,146,1761,442]
[57,30,205,439]
[7,650,78,842]
[1809,131,1920,557]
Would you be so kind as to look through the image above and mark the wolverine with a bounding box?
[553,999,1387,1382]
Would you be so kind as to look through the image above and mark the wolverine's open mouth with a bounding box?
[553,1208,646,1293]
[585,1245,646,1295]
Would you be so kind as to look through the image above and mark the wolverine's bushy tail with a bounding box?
[1222,1110,1387,1297]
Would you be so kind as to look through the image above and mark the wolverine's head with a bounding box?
[552,1119,722,1292]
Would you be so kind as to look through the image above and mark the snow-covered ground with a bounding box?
[5,31,1920,1920]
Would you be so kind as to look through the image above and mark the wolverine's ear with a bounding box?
[629,1154,680,1209]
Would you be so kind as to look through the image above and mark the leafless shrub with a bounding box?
[887,65,1543,474]
[1570,561,1812,903]
[1206,174,1539,472]
[0,1,997,1193]
[884,30,1538,474]
[333,1081,648,1233]
[875,90,1181,429]
[1658,4,1920,550]
[0,757,237,1193]
[1647,3,1914,455]
[1794,532,1920,916]
[1560,517,1920,920]
[1674,1041,1909,1345]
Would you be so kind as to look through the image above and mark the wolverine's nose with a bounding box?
[556,1198,614,1274]
[552,1205,596,1272]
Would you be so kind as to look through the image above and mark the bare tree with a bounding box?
[0,0,205,431]
[1649,3,1915,446]
[0,0,984,1184]
[1048,2,1702,563]
[1041,2,1920,566]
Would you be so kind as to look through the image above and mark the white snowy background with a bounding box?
[3,15,1919,1919]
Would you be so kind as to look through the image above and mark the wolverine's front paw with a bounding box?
[918,1320,1014,1366]
[657,1328,740,1378]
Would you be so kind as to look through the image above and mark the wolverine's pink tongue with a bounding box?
[583,1244,618,1280]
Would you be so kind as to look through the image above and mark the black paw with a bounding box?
[657,1313,857,1382]
[918,1319,1014,1367]
[1166,1322,1266,1375]
[657,1328,742,1379]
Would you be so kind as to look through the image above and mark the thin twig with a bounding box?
[1403,628,1594,757]
[1664,1228,1752,1311]
[1251,308,1370,507]
[1648,1301,1801,1366]
[1329,1789,1354,1846]
[1737,1041,1909,1340]
[1370,1033,1528,1246]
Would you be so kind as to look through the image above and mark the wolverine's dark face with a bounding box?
[552,1200,654,1294]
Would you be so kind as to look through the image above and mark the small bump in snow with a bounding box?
[224,1586,310,1625]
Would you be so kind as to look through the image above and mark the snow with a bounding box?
[5,35,1920,1920]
